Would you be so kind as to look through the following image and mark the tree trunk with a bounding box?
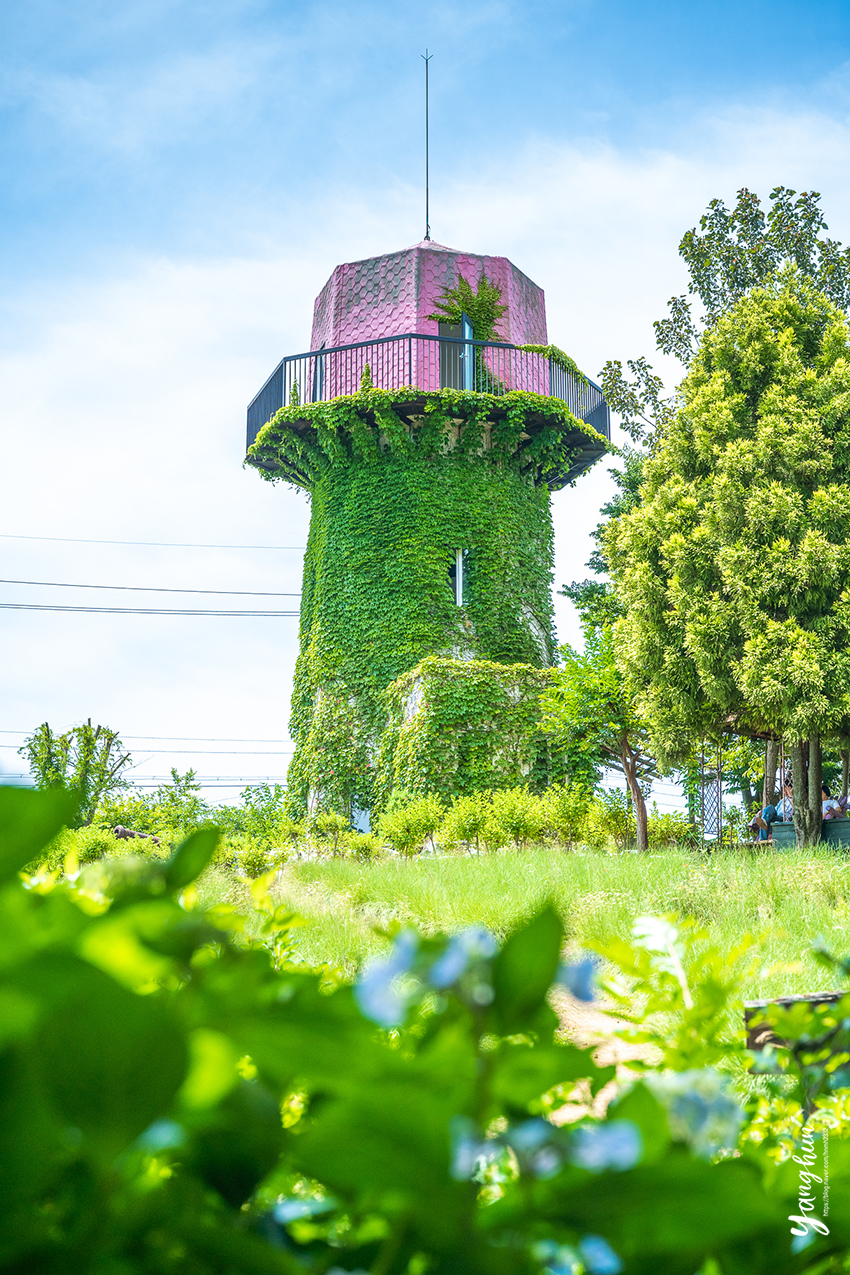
[842,750,849,802]
[762,739,780,809]
[621,740,649,852]
[738,775,756,817]
[809,734,823,841]
[790,737,823,847]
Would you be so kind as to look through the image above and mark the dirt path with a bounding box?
[549,986,659,1121]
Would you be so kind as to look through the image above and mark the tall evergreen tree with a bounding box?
[607,270,850,845]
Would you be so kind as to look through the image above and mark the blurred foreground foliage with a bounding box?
[3,785,850,1272]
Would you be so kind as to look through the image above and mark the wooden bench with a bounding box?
[744,991,845,1050]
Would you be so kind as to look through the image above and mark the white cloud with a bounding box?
[5,39,277,155]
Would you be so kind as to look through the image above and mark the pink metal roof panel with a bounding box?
[310,241,548,350]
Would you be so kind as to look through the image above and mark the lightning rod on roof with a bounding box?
[422,49,432,241]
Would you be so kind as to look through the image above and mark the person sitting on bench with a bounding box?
[752,776,793,841]
[822,782,844,819]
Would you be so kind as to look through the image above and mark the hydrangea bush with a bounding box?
[1,785,849,1273]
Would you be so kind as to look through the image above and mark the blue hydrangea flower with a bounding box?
[449,1115,500,1180]
[504,1118,563,1178]
[354,930,419,1027]
[579,1234,624,1275]
[507,1118,552,1152]
[644,1070,744,1158]
[428,927,497,989]
[569,1120,643,1172]
[134,1119,186,1152]
[274,1196,336,1223]
[528,1145,562,1179]
[532,1239,582,1275]
[556,954,599,1002]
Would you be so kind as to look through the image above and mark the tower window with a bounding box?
[448,548,467,606]
[439,322,462,389]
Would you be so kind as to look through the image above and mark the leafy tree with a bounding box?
[581,787,638,851]
[658,185,850,362]
[313,809,349,854]
[595,188,850,841]
[427,272,508,341]
[234,782,299,848]
[114,767,213,842]
[19,719,131,826]
[440,790,490,851]
[151,766,208,816]
[542,581,658,851]
[103,775,297,850]
[600,355,678,447]
[602,186,850,445]
[607,269,850,845]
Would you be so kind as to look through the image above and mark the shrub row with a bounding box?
[375,785,693,857]
[36,783,695,881]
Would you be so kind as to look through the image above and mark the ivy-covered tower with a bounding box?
[246,240,609,817]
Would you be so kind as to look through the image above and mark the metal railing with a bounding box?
[246,333,609,449]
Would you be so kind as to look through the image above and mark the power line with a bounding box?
[130,749,293,755]
[0,773,289,781]
[133,776,290,782]
[0,779,286,791]
[128,734,290,743]
[0,744,293,755]
[0,533,306,550]
[0,603,299,616]
[0,730,291,742]
[0,578,301,597]
[129,775,282,785]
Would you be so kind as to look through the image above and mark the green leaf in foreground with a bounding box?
[17,951,187,1154]
[492,903,563,1032]
[0,786,78,880]
[0,799,842,1273]
[165,826,221,892]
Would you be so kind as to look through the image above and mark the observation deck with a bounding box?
[246,334,609,485]
[245,240,610,487]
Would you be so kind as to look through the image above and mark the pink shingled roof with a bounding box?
[310,241,548,351]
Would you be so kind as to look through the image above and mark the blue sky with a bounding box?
[4,0,850,283]
[2,0,850,799]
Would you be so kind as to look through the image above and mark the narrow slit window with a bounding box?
[448,548,466,606]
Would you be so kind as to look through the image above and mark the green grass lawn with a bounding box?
[200,843,850,1000]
